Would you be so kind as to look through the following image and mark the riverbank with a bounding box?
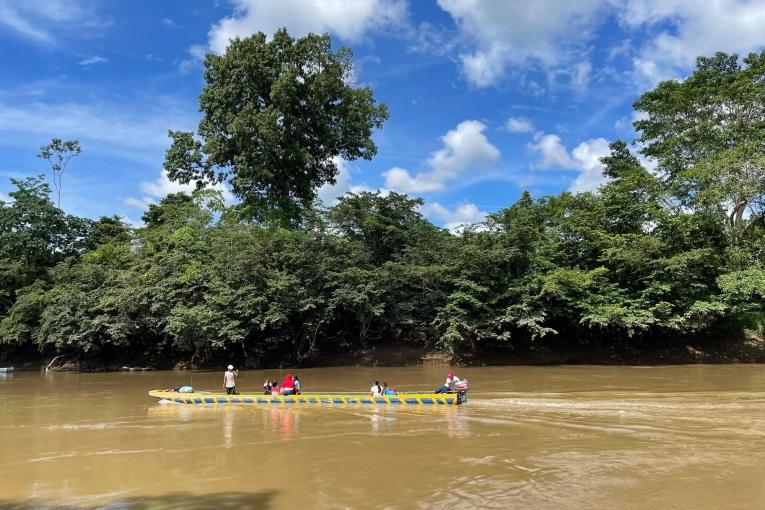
[4,331,765,372]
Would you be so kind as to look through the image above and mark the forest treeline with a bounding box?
[2,31,765,368]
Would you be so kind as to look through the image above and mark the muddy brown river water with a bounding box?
[2,365,765,509]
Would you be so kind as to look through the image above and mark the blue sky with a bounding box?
[1,0,763,229]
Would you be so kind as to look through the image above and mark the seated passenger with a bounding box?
[271,381,280,396]
[381,382,396,395]
[370,380,382,396]
[263,379,272,395]
[293,375,301,395]
[280,373,296,395]
[434,371,461,394]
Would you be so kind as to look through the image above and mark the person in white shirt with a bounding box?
[222,365,238,395]
[434,371,460,394]
[370,380,382,396]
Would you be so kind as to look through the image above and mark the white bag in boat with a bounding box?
[453,379,468,392]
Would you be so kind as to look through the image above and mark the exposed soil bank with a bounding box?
[4,332,765,372]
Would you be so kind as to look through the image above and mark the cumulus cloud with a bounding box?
[528,132,610,193]
[436,0,606,87]
[206,0,408,54]
[617,0,765,85]
[505,116,535,133]
[431,0,765,89]
[421,201,487,233]
[124,169,235,210]
[384,120,500,193]
[528,133,577,170]
[569,138,611,193]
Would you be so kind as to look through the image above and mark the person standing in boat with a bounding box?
[434,371,460,394]
[280,373,296,395]
[223,365,238,395]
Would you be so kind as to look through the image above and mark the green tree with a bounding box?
[141,192,194,229]
[327,191,429,265]
[164,29,389,224]
[37,138,82,208]
[0,176,91,314]
[634,52,765,236]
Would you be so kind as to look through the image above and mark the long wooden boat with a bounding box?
[148,390,467,405]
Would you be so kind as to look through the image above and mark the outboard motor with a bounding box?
[454,379,468,404]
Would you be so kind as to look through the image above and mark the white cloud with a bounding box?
[79,56,108,66]
[569,137,610,193]
[178,44,207,74]
[124,169,235,210]
[206,0,408,54]
[118,214,141,228]
[139,171,197,198]
[0,99,196,164]
[528,133,576,170]
[384,120,500,193]
[505,116,535,133]
[431,0,765,90]
[421,201,487,233]
[615,110,649,131]
[528,132,610,193]
[0,191,10,203]
[316,157,376,205]
[0,4,50,42]
[0,0,109,44]
[571,60,592,92]
[436,0,607,87]
[123,196,151,209]
[617,0,765,85]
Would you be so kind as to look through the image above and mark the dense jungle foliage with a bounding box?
[2,33,765,367]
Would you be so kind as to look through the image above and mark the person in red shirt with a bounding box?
[280,373,296,395]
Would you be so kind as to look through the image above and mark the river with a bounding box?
[1,365,765,509]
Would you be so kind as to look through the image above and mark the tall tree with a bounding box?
[37,138,82,208]
[634,52,765,236]
[164,28,389,224]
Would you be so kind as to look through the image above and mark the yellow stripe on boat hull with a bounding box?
[148,390,465,405]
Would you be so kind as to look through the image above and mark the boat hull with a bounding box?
[148,390,465,405]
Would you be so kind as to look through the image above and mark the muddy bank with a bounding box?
[4,332,765,372]
[464,334,765,366]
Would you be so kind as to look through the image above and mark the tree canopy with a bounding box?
[163,28,389,225]
[635,52,765,236]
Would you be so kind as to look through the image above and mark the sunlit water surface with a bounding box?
[2,365,765,509]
